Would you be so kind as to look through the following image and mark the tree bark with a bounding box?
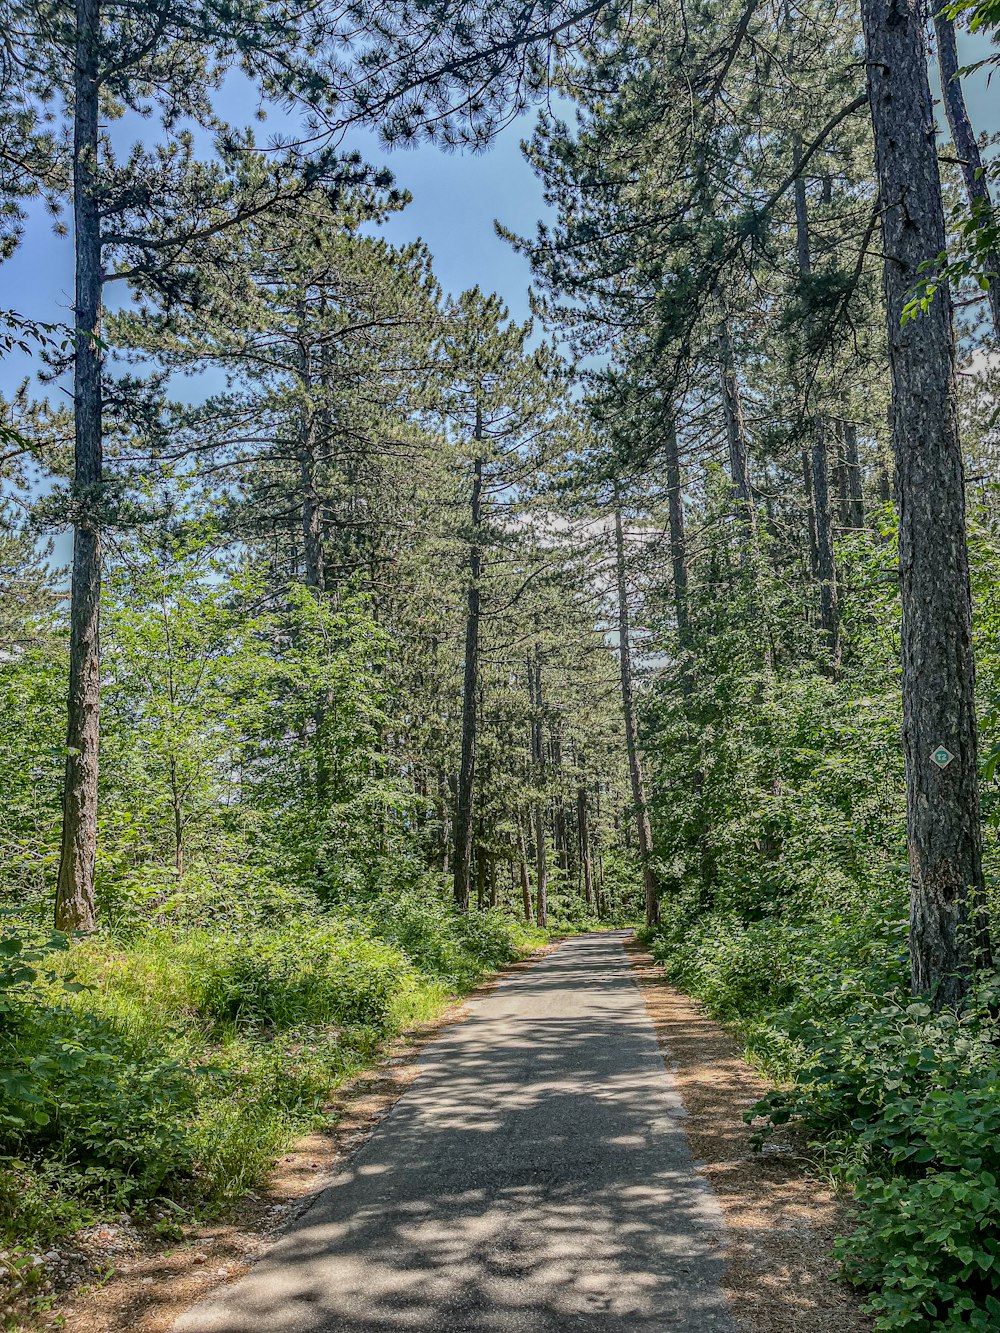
[833,421,850,529]
[613,499,658,927]
[476,839,486,909]
[533,801,548,928]
[594,786,606,914]
[802,448,820,580]
[578,785,595,913]
[517,819,533,923]
[862,0,990,1003]
[717,316,756,535]
[55,0,102,933]
[452,413,484,912]
[295,323,334,816]
[550,725,569,873]
[843,421,865,530]
[793,139,839,666]
[663,414,690,645]
[933,11,1000,336]
[295,329,325,594]
[811,422,840,667]
[528,645,548,928]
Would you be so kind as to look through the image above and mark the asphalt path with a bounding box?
[172,931,738,1332]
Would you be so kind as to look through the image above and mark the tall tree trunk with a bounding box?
[833,421,851,529]
[452,417,484,912]
[613,499,659,927]
[550,725,569,873]
[295,326,333,812]
[718,313,777,671]
[862,0,990,1003]
[528,645,548,928]
[55,0,102,933]
[811,423,840,668]
[594,785,606,913]
[793,139,840,666]
[578,785,595,913]
[802,448,820,580]
[664,408,709,876]
[792,135,813,282]
[517,820,532,923]
[533,802,548,928]
[296,335,325,595]
[717,316,755,534]
[843,421,865,530]
[476,840,486,909]
[663,413,690,645]
[933,11,1000,336]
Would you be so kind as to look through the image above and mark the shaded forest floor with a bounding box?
[626,938,871,1333]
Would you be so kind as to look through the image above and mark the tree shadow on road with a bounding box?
[173,935,736,1333]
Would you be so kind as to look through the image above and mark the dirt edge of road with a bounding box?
[31,942,558,1333]
[624,936,872,1333]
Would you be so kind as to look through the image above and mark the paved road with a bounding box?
[173,932,737,1332]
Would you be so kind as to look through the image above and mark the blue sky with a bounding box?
[0,28,997,396]
[0,107,548,395]
[349,124,547,326]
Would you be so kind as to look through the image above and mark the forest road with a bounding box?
[171,931,738,1333]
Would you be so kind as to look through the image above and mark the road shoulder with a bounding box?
[624,936,872,1333]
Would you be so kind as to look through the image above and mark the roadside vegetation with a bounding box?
[1,898,541,1267]
[639,518,1000,1332]
[3,0,1000,1329]
[0,166,639,1323]
[649,898,1000,1332]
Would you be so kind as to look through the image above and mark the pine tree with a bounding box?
[861,0,991,1001]
[434,288,570,911]
[2,1,390,928]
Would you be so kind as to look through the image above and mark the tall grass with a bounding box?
[0,898,542,1251]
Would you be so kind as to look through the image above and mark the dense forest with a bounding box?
[1,0,999,1329]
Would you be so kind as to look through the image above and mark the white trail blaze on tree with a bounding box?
[861,0,991,1003]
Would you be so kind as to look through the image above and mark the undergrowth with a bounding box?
[644,893,1000,1331]
[0,889,543,1267]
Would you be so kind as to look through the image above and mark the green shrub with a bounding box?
[0,900,536,1248]
[449,906,534,971]
[2,1001,197,1204]
[652,911,791,1019]
[358,887,537,989]
[650,901,1000,1330]
[183,924,416,1031]
[0,1160,89,1245]
[838,1166,1000,1331]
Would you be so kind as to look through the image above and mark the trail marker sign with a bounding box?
[930,745,954,770]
